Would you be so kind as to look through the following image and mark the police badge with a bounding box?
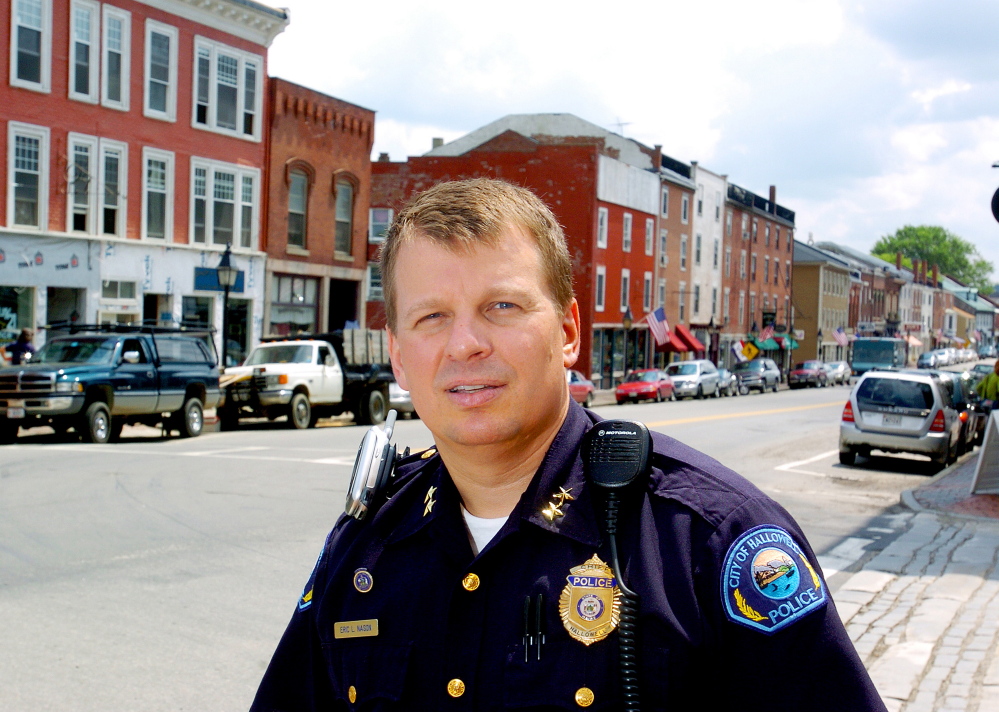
[560,555,620,645]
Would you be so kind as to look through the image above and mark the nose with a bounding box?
[444,312,491,362]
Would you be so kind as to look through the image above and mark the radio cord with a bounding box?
[604,489,640,712]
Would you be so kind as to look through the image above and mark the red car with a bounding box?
[615,369,674,404]
[788,360,828,389]
[567,369,595,407]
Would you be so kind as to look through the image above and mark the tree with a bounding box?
[873,225,994,293]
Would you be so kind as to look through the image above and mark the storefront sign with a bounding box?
[193,267,244,293]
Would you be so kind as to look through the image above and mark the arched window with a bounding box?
[288,168,308,248]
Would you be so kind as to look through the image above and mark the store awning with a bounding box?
[755,337,780,350]
[655,331,688,352]
[674,323,705,351]
[775,336,799,350]
[905,335,923,347]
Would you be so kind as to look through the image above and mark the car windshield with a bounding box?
[795,361,822,370]
[733,361,762,372]
[34,337,117,364]
[626,371,659,382]
[666,364,696,376]
[244,344,314,365]
[856,377,933,410]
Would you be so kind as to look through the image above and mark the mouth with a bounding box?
[447,384,495,393]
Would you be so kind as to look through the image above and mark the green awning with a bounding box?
[755,337,780,350]
[777,336,799,350]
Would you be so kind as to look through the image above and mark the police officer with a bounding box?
[251,179,886,711]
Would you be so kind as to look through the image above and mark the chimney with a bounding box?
[769,185,777,215]
[377,152,390,162]
[896,252,902,269]
[933,264,940,287]
[913,259,921,283]
[432,137,444,149]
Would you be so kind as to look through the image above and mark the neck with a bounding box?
[440,401,568,519]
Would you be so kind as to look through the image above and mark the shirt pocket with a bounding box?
[502,639,619,710]
[327,641,412,711]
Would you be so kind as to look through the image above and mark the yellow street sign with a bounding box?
[742,342,760,360]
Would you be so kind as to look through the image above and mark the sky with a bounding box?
[266,0,999,281]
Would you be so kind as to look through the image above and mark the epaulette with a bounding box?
[386,445,439,498]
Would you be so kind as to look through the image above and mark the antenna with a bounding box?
[611,117,632,136]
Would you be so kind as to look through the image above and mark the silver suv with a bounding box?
[665,359,720,399]
[732,358,781,394]
[839,370,962,468]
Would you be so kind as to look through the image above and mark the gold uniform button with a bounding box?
[575,687,594,707]
[447,678,466,698]
[348,685,357,703]
[462,573,480,591]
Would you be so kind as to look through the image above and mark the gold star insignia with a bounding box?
[423,486,437,517]
[542,486,575,521]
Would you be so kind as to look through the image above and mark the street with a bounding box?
[0,384,967,710]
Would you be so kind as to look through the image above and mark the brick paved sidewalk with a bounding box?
[833,454,999,711]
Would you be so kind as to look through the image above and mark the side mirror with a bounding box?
[123,350,140,364]
[325,354,335,367]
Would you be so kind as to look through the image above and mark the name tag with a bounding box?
[334,619,379,639]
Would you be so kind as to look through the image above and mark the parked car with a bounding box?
[788,360,828,389]
[664,360,720,399]
[388,379,418,419]
[839,370,963,468]
[717,367,739,397]
[941,371,987,453]
[825,361,851,385]
[567,369,595,407]
[615,369,674,404]
[971,363,994,380]
[731,358,781,394]
[916,352,937,369]
[931,349,951,367]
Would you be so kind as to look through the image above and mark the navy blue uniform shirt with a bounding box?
[251,401,886,711]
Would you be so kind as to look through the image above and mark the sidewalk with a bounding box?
[836,453,999,711]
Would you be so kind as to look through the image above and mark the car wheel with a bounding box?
[838,449,856,466]
[288,392,312,430]
[584,393,593,408]
[617,400,625,406]
[219,403,239,431]
[177,397,204,438]
[669,390,676,401]
[772,380,779,393]
[739,384,749,396]
[358,388,388,425]
[696,385,704,400]
[0,421,18,444]
[713,384,721,398]
[79,401,111,444]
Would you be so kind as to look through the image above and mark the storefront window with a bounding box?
[182,296,213,328]
[270,274,318,335]
[0,287,35,344]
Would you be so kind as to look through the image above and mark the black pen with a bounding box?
[535,593,545,661]
[523,596,533,663]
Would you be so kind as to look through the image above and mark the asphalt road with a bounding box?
[0,379,970,710]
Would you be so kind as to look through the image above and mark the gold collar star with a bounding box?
[423,485,437,517]
[542,486,576,521]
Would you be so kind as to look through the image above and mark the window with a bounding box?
[724,287,731,323]
[765,224,771,246]
[726,210,732,237]
[11,0,51,92]
[693,284,700,315]
[102,280,136,299]
[658,229,668,267]
[100,140,127,236]
[643,272,652,311]
[696,184,703,217]
[751,254,757,281]
[678,282,686,322]
[681,195,689,224]
[335,180,354,255]
[658,279,666,310]
[774,261,779,286]
[68,133,97,232]
[741,214,749,239]
[713,238,719,269]
[367,264,383,300]
[622,213,632,252]
[142,148,173,240]
[739,291,745,327]
[620,269,630,312]
[680,235,688,270]
[190,158,259,248]
[786,261,791,285]
[764,256,770,284]
[711,287,717,319]
[144,20,177,120]
[101,5,130,110]
[750,293,756,326]
[597,207,608,248]
[775,227,780,250]
[7,122,49,229]
[370,208,393,243]
[192,37,264,140]
[287,169,308,248]
[661,187,669,217]
[740,250,747,279]
[715,191,721,221]
[69,1,98,102]
[695,234,701,266]
[725,246,731,278]
[645,218,654,256]
[752,219,758,242]
[595,266,606,312]
[271,275,319,335]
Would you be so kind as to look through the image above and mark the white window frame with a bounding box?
[678,282,686,323]
[101,4,130,111]
[10,0,52,93]
[98,138,128,237]
[711,287,717,320]
[644,218,654,256]
[696,184,703,217]
[740,250,747,279]
[191,35,264,142]
[764,256,770,283]
[189,156,261,249]
[693,284,700,315]
[369,207,393,243]
[68,0,99,103]
[67,132,98,233]
[657,279,666,310]
[751,254,757,281]
[739,291,745,327]
[695,234,702,266]
[7,121,50,229]
[620,269,630,313]
[643,272,653,311]
[658,229,668,267]
[712,237,719,269]
[144,20,178,121]
[661,186,669,217]
[680,234,688,270]
[681,195,689,224]
[725,246,731,278]
[724,287,731,323]
[595,265,606,312]
[597,207,608,249]
[622,213,632,253]
[141,146,174,241]
[367,264,383,301]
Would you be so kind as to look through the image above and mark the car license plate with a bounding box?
[882,413,902,426]
[7,407,25,419]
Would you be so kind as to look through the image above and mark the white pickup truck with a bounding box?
[218,332,394,429]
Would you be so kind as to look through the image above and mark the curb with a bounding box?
[900,452,999,524]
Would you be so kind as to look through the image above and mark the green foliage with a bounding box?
[873,225,994,293]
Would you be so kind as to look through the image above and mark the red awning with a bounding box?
[656,331,688,352]
[674,324,706,352]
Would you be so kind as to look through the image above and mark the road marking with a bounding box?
[775,449,840,477]
[44,444,356,466]
[645,401,841,428]
[187,446,270,456]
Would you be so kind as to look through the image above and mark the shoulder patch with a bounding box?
[720,525,826,634]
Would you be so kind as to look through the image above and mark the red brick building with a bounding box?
[264,77,374,334]
[370,113,663,388]
[0,0,287,359]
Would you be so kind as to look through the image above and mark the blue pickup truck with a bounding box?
[0,325,221,444]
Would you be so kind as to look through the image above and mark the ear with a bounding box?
[562,298,581,368]
[387,327,409,391]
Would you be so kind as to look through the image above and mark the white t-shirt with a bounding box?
[462,506,508,555]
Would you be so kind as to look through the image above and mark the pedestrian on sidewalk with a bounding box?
[1,328,35,366]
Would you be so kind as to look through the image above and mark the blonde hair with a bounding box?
[378,178,573,329]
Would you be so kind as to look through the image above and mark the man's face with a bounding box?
[387,225,580,452]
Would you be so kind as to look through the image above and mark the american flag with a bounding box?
[833,327,849,347]
[645,307,670,346]
[759,324,774,342]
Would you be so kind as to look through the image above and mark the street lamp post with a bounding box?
[216,243,238,369]
[816,328,823,361]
